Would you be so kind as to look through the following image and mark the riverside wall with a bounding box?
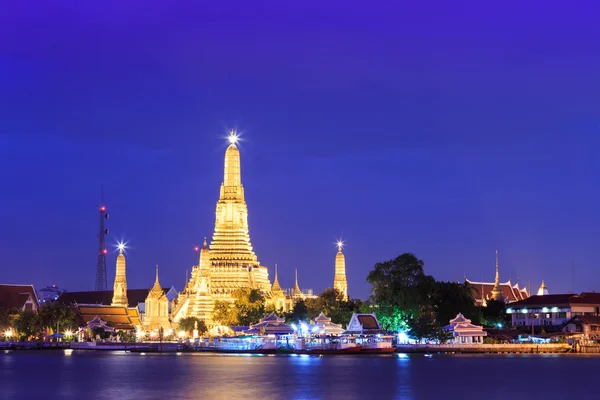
[396,343,572,354]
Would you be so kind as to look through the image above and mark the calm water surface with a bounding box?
[0,350,596,399]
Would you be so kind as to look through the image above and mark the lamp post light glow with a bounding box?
[64,330,73,339]
[4,328,13,340]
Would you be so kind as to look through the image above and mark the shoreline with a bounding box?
[1,341,577,355]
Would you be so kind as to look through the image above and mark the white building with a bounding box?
[443,313,487,344]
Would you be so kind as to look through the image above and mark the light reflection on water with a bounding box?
[0,351,599,399]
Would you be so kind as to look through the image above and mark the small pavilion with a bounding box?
[443,313,487,344]
[312,312,344,335]
[246,313,294,335]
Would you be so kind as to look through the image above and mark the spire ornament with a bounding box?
[490,250,504,301]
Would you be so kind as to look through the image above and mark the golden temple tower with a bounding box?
[143,265,171,332]
[292,269,302,299]
[271,264,287,311]
[333,241,348,300]
[490,250,504,301]
[171,130,272,326]
[208,130,271,297]
[190,238,215,324]
[111,244,128,307]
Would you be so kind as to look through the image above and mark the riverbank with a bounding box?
[2,341,577,354]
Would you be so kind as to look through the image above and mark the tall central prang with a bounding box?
[208,131,272,297]
[172,130,272,324]
[209,130,258,266]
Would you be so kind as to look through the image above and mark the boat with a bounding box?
[293,345,363,355]
[356,335,397,354]
[293,335,362,355]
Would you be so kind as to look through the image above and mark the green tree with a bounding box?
[233,288,265,326]
[431,281,480,327]
[14,311,42,340]
[435,328,453,344]
[409,307,437,342]
[212,301,238,326]
[38,302,80,334]
[178,317,208,334]
[286,300,309,324]
[0,308,18,330]
[367,253,433,332]
[481,299,510,328]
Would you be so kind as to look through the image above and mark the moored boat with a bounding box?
[293,345,363,355]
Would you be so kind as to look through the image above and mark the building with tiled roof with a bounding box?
[466,251,531,305]
[344,313,383,335]
[0,284,39,312]
[507,292,600,328]
[563,315,600,339]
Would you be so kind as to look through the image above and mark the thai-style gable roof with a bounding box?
[344,313,383,334]
[0,284,39,311]
[57,288,168,308]
[77,304,141,330]
[466,279,529,303]
[315,312,332,323]
[444,313,487,336]
[449,313,470,324]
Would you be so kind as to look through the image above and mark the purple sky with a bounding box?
[1,2,600,299]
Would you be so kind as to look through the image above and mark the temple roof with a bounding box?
[0,284,39,311]
[57,288,169,308]
[449,313,471,324]
[466,279,529,303]
[78,304,141,330]
[509,292,600,308]
[315,312,332,323]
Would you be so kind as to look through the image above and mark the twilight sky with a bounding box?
[1,2,600,300]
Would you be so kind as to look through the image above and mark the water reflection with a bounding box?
[2,352,600,399]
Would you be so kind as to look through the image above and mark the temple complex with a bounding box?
[111,244,128,307]
[171,131,343,326]
[333,241,348,300]
[466,251,530,305]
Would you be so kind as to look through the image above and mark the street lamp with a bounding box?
[4,328,13,341]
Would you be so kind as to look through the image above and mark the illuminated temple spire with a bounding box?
[210,129,259,267]
[292,269,302,297]
[272,264,282,293]
[333,240,348,300]
[491,250,504,301]
[111,243,128,306]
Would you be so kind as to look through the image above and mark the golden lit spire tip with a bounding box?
[227,129,239,145]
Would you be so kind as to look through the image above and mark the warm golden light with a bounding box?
[4,329,13,338]
[227,129,239,145]
[178,330,186,338]
[64,330,73,338]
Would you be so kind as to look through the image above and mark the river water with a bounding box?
[0,350,595,399]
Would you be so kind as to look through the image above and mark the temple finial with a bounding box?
[155,264,159,283]
[203,237,207,248]
[495,250,499,284]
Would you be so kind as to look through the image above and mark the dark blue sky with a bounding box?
[1,2,600,299]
